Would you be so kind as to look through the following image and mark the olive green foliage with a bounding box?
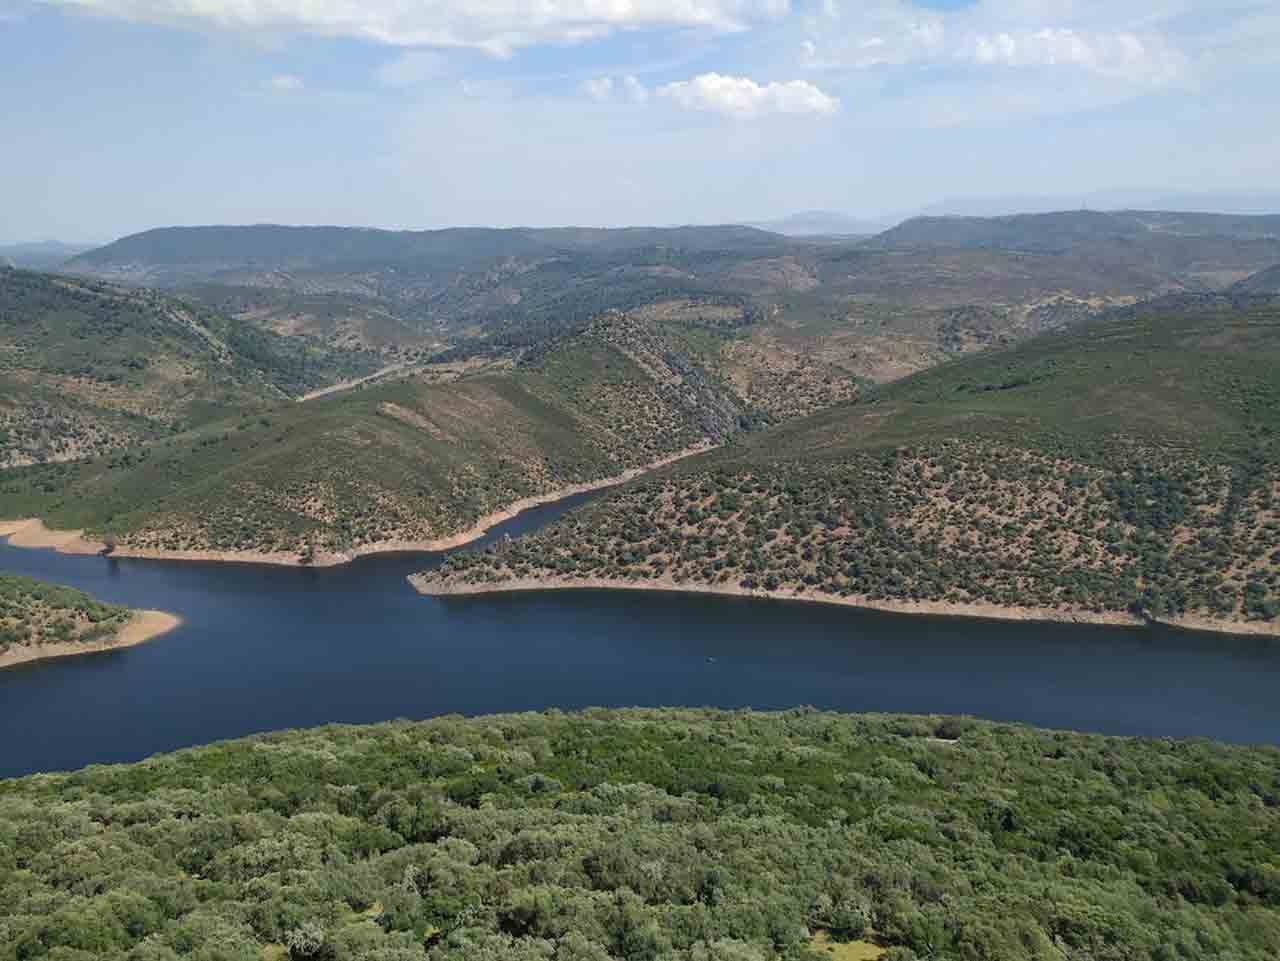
[2,709,1277,961]
[432,298,1280,628]
[0,573,130,652]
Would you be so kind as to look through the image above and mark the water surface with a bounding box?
[2,492,1278,777]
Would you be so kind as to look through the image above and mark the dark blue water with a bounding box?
[3,490,1279,777]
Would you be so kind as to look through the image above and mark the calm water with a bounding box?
[3,491,1279,777]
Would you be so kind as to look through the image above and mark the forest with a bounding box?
[2,709,1278,961]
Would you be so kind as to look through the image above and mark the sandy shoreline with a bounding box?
[0,610,183,670]
[408,574,1280,639]
[0,519,106,555]
[0,444,714,569]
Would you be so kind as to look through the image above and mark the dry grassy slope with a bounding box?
[431,296,1280,631]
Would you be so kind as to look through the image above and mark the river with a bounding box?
[2,491,1278,777]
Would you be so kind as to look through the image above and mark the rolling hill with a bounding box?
[0,269,299,468]
[0,269,419,469]
[14,217,1280,564]
[0,309,770,561]
[176,283,442,377]
[866,211,1280,288]
[64,218,1227,387]
[421,294,1280,635]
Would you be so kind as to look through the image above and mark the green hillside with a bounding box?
[0,269,405,469]
[66,221,1234,388]
[0,270,287,468]
[2,709,1277,961]
[0,312,762,558]
[426,295,1280,632]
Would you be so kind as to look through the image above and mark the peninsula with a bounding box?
[0,570,180,669]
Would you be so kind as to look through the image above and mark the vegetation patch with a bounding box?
[0,573,130,653]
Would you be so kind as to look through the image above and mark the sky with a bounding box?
[2,0,1279,242]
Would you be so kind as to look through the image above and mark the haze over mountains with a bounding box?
[0,241,93,272]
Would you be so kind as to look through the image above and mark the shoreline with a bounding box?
[408,574,1280,639]
[0,610,183,670]
[0,444,714,569]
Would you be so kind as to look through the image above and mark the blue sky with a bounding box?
[2,0,1278,241]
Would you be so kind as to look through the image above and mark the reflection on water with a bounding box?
[2,489,1278,777]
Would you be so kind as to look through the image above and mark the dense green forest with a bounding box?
[0,573,131,653]
[424,296,1280,631]
[1,709,1277,961]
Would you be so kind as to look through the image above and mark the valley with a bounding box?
[418,293,1280,636]
[9,5,1280,959]
[7,213,1280,571]
[2,212,1280,961]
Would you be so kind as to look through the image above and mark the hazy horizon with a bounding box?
[4,0,1279,245]
[7,186,1280,248]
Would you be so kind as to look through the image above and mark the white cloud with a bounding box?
[804,11,947,69]
[803,3,1192,88]
[964,28,1186,85]
[377,51,447,87]
[581,74,649,104]
[581,75,614,102]
[657,73,838,117]
[622,74,649,104]
[48,0,790,55]
[268,72,303,90]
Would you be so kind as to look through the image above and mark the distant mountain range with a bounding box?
[0,241,93,271]
[867,209,1280,251]
[746,210,893,236]
[914,190,1280,219]
[749,192,1280,238]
